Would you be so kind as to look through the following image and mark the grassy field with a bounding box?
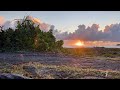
[61,48,120,58]
[0,47,120,79]
[0,61,120,79]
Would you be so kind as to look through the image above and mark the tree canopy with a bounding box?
[0,16,63,52]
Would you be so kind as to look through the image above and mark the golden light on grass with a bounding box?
[75,41,84,46]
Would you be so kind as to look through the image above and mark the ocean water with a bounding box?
[63,40,120,48]
[63,46,120,48]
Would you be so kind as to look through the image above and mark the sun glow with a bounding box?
[75,41,84,46]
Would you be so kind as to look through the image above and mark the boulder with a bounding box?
[23,66,38,76]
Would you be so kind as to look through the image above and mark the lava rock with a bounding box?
[0,73,30,79]
[23,66,37,76]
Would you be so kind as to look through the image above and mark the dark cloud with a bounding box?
[54,23,120,42]
[104,23,120,41]
[50,25,55,30]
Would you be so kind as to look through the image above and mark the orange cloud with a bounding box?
[26,16,42,24]
[33,17,42,24]
[0,16,5,25]
[26,16,50,31]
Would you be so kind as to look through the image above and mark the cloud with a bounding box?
[50,25,55,30]
[0,16,5,26]
[3,21,12,29]
[27,16,42,24]
[39,23,50,32]
[54,23,120,42]
[2,15,120,42]
[2,19,20,30]
[2,16,51,32]
[103,23,120,41]
[26,16,51,32]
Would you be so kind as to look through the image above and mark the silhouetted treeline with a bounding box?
[0,16,63,52]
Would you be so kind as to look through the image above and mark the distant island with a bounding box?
[116,44,120,46]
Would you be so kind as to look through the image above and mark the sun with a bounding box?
[75,41,84,46]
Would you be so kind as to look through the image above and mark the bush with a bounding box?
[0,16,64,52]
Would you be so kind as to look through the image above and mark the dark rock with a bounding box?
[23,66,37,76]
[80,76,106,79]
[0,73,30,79]
[116,44,120,46]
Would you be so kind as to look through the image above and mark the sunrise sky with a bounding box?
[1,11,120,32]
[1,11,120,48]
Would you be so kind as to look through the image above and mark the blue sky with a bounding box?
[1,11,120,32]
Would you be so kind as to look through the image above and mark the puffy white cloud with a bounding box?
[2,16,51,32]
